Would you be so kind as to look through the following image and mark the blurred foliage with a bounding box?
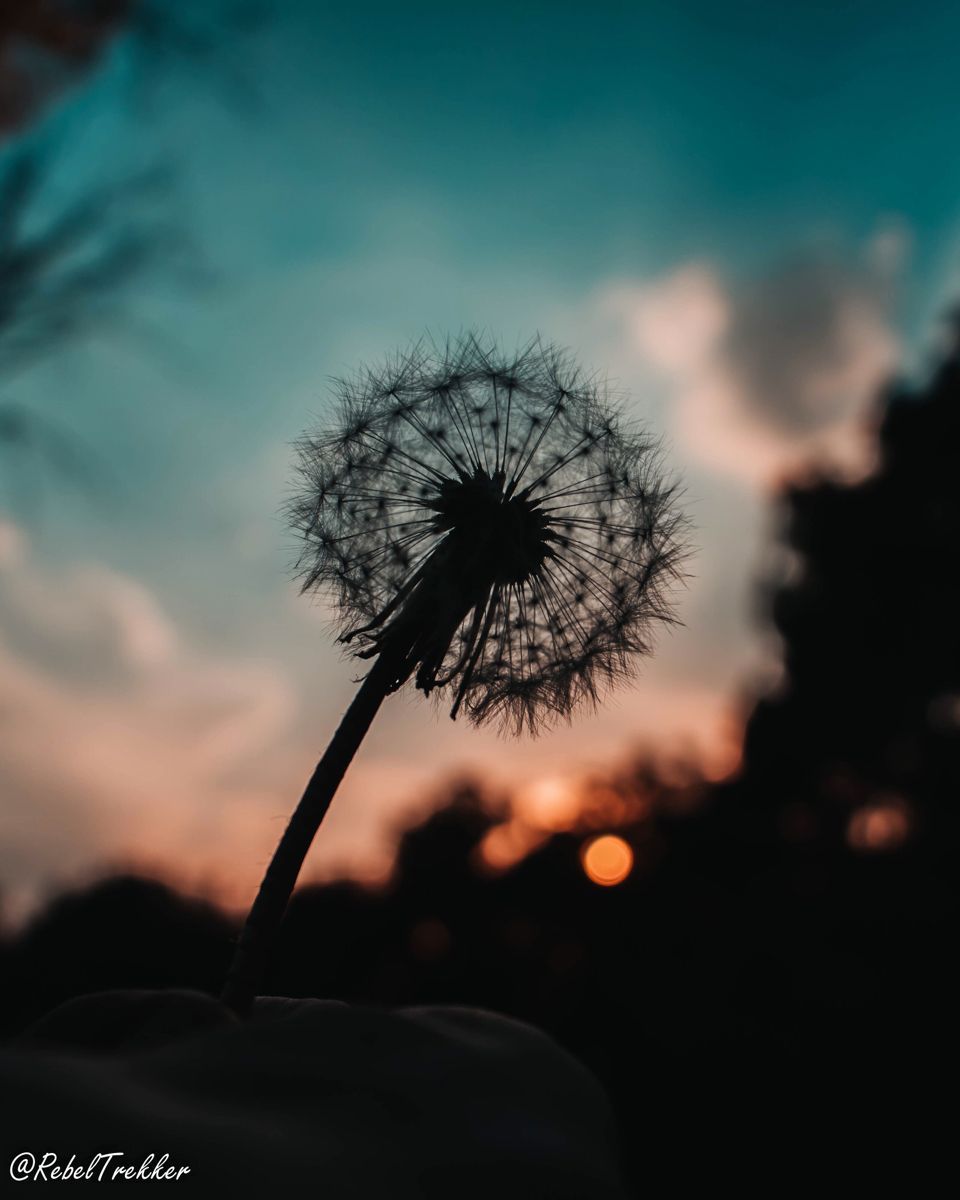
[1,2,261,507]
[0,149,184,506]
[1,1,263,137]
[0,151,177,378]
[0,1,130,137]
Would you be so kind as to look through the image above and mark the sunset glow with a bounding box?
[0,0,938,927]
[515,777,582,832]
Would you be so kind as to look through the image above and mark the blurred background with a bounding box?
[2,1,958,1188]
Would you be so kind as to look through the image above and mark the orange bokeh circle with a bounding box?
[581,834,634,886]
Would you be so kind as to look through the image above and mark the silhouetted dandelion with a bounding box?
[222,332,689,1015]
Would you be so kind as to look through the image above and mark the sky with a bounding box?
[2,0,959,919]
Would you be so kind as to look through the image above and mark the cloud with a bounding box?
[0,553,179,688]
[627,265,730,378]
[0,519,506,922]
[0,519,302,921]
[723,253,897,437]
[586,230,905,489]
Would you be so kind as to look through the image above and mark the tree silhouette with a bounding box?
[0,2,130,137]
[0,4,260,506]
[1,2,262,138]
[731,320,960,864]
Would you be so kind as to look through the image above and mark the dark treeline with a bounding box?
[3,327,958,1188]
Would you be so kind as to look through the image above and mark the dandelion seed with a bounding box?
[289,331,689,733]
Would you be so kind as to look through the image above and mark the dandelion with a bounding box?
[221,332,689,1015]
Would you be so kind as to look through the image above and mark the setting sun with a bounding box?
[581,835,634,887]
[516,776,582,832]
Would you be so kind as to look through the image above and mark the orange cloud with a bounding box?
[0,519,303,920]
[0,519,504,921]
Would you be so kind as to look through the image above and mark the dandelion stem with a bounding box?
[221,649,399,1017]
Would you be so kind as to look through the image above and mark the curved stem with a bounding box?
[221,652,397,1017]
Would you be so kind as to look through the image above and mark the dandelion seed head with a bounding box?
[289,332,690,734]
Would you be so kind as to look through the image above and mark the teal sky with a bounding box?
[2,0,959,914]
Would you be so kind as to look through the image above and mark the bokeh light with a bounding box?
[581,835,634,886]
[846,797,912,853]
[476,821,545,873]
